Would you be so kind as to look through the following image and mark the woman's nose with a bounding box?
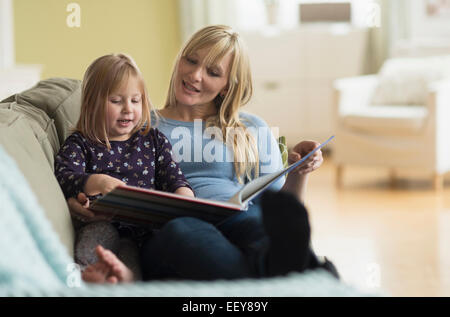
[189,66,202,82]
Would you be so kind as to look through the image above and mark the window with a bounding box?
[0,0,14,69]
[234,0,380,30]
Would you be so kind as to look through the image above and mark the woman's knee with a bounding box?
[142,217,219,255]
[161,217,216,237]
[140,217,219,278]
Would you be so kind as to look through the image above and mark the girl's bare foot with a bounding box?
[81,245,134,284]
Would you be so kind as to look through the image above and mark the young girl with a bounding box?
[54,53,194,282]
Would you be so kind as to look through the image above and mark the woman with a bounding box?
[70,25,337,283]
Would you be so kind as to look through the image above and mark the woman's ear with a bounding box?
[220,89,228,98]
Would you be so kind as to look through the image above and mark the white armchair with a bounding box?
[333,66,450,190]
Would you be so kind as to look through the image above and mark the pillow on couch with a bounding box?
[0,102,59,168]
[2,78,82,146]
[370,55,450,106]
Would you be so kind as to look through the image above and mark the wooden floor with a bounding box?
[305,157,450,297]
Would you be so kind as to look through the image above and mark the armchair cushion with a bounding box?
[370,56,450,106]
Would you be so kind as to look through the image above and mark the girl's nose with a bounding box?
[122,100,133,113]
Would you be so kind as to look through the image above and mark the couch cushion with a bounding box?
[341,105,428,135]
[2,78,82,146]
[0,102,59,168]
[0,109,74,256]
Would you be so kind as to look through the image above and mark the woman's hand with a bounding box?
[84,174,126,196]
[288,140,323,176]
[67,192,112,223]
[281,140,323,202]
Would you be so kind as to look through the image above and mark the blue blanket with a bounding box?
[0,145,373,297]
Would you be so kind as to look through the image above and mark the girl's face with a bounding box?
[175,47,232,109]
[106,75,143,141]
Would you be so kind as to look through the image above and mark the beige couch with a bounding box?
[0,78,81,256]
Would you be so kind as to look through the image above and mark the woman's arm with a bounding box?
[67,193,112,222]
[281,141,323,202]
[154,129,194,194]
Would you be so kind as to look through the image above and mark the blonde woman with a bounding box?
[140,25,338,280]
[72,26,338,282]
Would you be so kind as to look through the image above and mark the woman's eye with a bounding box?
[208,69,220,77]
[186,57,197,64]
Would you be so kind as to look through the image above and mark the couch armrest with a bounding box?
[333,75,379,115]
[427,79,450,171]
[428,79,450,94]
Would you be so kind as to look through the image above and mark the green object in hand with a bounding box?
[278,136,288,169]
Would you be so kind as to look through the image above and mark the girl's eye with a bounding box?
[132,99,141,104]
[110,99,121,104]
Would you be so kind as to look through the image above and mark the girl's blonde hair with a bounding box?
[165,25,259,183]
[76,53,152,150]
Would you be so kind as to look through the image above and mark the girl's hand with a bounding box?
[98,175,126,195]
[288,140,323,176]
[84,174,126,196]
[67,192,112,223]
[174,186,195,197]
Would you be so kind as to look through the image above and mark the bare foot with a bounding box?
[81,245,134,284]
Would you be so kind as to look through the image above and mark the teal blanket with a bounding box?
[0,145,371,297]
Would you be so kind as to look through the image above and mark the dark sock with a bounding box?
[319,257,340,279]
[307,249,340,280]
[261,190,312,277]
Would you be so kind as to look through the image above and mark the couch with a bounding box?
[0,78,371,296]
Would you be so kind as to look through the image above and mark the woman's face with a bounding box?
[175,47,232,109]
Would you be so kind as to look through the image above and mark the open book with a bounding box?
[90,136,334,227]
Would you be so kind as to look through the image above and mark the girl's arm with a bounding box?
[174,186,195,197]
[55,134,116,222]
[55,135,91,199]
[83,174,126,196]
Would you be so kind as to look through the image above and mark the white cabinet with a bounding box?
[241,26,369,146]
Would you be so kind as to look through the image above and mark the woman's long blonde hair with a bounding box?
[76,53,152,150]
[165,25,259,183]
